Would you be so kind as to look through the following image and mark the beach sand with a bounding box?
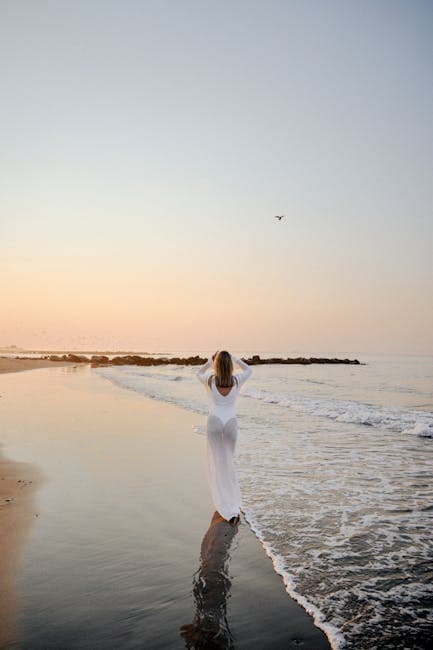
[0,451,42,647]
[0,365,330,649]
[0,357,72,374]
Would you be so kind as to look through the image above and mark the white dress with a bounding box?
[196,356,252,520]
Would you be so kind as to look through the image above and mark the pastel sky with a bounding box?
[1,0,432,354]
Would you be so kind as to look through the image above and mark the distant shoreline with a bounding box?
[2,353,362,368]
[0,358,72,375]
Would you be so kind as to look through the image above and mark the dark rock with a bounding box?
[65,354,89,363]
[90,355,109,363]
[27,352,361,368]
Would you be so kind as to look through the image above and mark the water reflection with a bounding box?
[180,511,239,649]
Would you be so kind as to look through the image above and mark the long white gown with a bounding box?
[196,356,252,520]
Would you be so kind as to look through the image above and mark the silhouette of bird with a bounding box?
[274,215,284,221]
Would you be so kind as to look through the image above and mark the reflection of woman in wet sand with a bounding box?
[180,511,239,649]
[196,351,252,525]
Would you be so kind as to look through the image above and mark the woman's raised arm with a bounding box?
[196,355,214,385]
[232,355,253,387]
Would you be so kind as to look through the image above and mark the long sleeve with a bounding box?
[196,356,214,386]
[232,355,252,387]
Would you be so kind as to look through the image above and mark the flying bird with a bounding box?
[274,215,284,221]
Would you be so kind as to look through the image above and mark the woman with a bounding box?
[196,351,252,525]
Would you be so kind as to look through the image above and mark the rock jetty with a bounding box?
[22,354,361,367]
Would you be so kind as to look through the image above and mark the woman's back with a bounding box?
[196,352,253,522]
[197,356,252,424]
[207,375,240,422]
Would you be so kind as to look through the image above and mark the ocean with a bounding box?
[95,352,433,649]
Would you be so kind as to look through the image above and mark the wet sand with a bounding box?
[0,366,330,649]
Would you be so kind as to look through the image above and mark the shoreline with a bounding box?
[0,362,43,644]
[0,365,330,648]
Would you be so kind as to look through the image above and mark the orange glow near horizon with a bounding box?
[3,247,432,354]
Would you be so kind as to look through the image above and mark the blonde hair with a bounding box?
[213,350,236,387]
